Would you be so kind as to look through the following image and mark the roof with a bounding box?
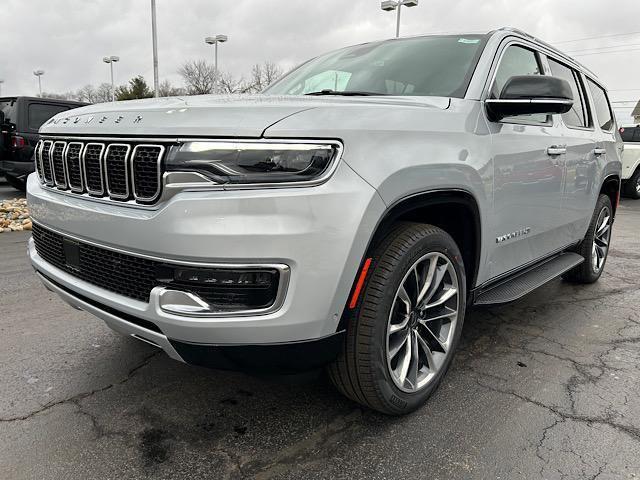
[0,96,88,105]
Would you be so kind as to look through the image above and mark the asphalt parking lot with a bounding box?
[1,201,639,480]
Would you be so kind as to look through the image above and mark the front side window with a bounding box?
[491,45,547,124]
[28,104,69,131]
[548,58,589,128]
[265,35,487,97]
[586,80,614,131]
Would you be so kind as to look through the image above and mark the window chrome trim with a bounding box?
[82,143,106,196]
[52,141,68,189]
[64,142,85,193]
[31,219,291,318]
[130,144,165,203]
[104,143,132,200]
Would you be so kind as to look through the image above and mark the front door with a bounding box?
[485,43,568,279]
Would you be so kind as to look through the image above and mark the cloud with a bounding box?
[0,0,638,119]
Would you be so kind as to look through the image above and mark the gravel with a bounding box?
[0,198,31,233]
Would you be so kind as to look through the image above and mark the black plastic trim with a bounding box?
[170,331,346,375]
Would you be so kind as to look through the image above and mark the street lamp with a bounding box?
[381,0,419,38]
[150,0,159,97]
[205,34,228,91]
[33,70,44,97]
[103,56,120,102]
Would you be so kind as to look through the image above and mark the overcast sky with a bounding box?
[1,0,639,121]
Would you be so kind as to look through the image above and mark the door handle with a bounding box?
[547,146,566,156]
[593,148,607,156]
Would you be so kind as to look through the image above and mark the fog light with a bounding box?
[155,265,282,313]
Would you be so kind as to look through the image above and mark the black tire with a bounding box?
[563,194,613,284]
[4,174,26,192]
[624,170,640,199]
[328,222,466,415]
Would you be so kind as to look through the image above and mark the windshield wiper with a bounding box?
[304,89,387,96]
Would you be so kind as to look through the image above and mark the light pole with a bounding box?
[151,0,159,97]
[103,56,120,102]
[33,70,44,97]
[381,0,419,38]
[205,34,228,91]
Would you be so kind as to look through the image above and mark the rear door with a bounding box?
[485,42,568,279]
[545,57,599,244]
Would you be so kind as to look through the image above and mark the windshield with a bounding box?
[265,35,487,97]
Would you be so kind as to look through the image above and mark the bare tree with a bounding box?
[217,72,253,94]
[158,80,187,97]
[76,83,112,103]
[41,92,75,100]
[178,60,217,95]
[248,61,283,93]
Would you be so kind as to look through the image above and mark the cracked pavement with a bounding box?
[1,200,639,479]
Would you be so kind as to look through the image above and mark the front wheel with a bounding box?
[328,223,466,415]
[624,170,640,199]
[563,194,613,284]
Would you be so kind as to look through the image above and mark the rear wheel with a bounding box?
[328,223,466,415]
[563,194,613,284]
[624,170,640,199]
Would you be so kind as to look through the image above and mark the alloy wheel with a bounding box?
[591,206,611,273]
[386,252,459,393]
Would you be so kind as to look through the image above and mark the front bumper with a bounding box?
[27,162,385,348]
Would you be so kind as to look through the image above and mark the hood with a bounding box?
[39,94,450,138]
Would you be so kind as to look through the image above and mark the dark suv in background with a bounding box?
[0,96,88,191]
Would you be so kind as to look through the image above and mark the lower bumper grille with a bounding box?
[31,223,281,310]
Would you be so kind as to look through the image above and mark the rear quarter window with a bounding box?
[28,103,71,131]
[586,80,614,131]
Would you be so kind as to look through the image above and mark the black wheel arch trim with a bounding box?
[339,188,482,331]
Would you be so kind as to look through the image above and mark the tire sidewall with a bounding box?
[582,195,613,282]
[364,229,467,414]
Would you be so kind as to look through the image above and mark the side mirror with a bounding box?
[486,75,573,122]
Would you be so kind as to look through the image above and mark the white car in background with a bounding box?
[621,125,640,198]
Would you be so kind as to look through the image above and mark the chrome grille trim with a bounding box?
[34,140,44,180]
[82,143,106,196]
[36,136,167,206]
[131,144,165,203]
[104,143,131,200]
[64,142,85,193]
[41,140,55,186]
[52,141,68,189]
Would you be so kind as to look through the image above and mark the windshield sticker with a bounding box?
[458,38,480,44]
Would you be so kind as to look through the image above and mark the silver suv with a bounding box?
[27,28,622,415]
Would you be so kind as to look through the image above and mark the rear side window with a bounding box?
[28,104,70,131]
[0,100,17,125]
[491,45,548,124]
[621,127,640,142]
[586,80,614,131]
[548,58,590,128]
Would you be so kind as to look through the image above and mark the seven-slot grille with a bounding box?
[34,138,166,204]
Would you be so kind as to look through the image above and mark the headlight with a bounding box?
[166,141,341,186]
